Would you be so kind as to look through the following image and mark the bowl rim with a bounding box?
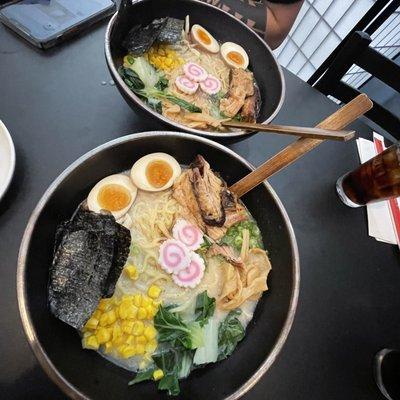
[16,131,299,400]
[104,0,286,139]
[0,119,16,201]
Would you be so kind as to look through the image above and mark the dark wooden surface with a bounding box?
[0,20,399,400]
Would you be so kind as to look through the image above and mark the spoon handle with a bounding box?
[229,94,373,198]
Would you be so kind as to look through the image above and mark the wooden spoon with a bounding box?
[222,121,355,142]
[229,94,373,198]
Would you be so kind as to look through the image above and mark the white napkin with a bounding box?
[356,133,398,246]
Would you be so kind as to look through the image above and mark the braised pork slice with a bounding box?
[173,155,249,240]
[207,244,244,268]
[173,171,205,230]
[241,85,261,123]
[190,155,225,227]
[220,69,255,118]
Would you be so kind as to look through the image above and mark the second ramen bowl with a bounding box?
[105,0,285,138]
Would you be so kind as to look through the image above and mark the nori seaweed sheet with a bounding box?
[122,17,184,56]
[122,18,166,56]
[157,18,184,44]
[104,223,131,297]
[48,207,131,329]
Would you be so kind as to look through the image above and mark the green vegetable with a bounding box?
[147,97,163,114]
[196,236,212,259]
[126,56,160,88]
[152,348,194,396]
[161,93,201,113]
[178,350,193,379]
[193,316,219,365]
[220,220,263,252]
[209,92,230,119]
[155,76,169,91]
[126,55,134,65]
[118,66,201,113]
[194,291,216,327]
[218,309,245,361]
[169,296,197,322]
[233,113,244,122]
[130,244,140,256]
[154,306,204,349]
[128,368,155,385]
[120,67,145,90]
[158,374,180,396]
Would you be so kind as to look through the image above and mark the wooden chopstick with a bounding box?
[229,94,373,198]
[222,121,355,141]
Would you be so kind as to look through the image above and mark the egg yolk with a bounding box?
[146,160,173,188]
[227,51,244,66]
[197,29,211,45]
[97,184,132,211]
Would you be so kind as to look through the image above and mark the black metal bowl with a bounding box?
[17,132,299,400]
[104,0,285,139]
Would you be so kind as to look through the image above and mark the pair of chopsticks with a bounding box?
[222,121,355,142]
[229,94,373,198]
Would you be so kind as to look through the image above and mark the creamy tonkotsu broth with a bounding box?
[49,153,271,397]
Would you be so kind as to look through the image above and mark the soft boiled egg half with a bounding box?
[130,153,181,191]
[87,174,137,220]
[191,24,220,53]
[220,42,249,69]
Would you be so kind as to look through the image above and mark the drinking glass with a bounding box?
[336,143,400,207]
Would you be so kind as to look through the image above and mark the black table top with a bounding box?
[0,21,399,400]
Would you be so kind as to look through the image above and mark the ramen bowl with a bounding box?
[17,132,299,399]
[105,0,285,139]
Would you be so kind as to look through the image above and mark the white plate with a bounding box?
[0,120,16,201]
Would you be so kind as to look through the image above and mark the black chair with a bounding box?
[311,30,400,139]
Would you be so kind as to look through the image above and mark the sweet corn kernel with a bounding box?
[93,310,102,320]
[137,307,147,320]
[147,285,161,299]
[136,335,147,345]
[133,294,142,307]
[84,317,99,330]
[152,299,162,308]
[153,369,164,381]
[82,335,99,350]
[99,313,110,327]
[98,298,110,311]
[113,335,126,347]
[145,339,157,353]
[112,324,122,340]
[136,344,145,355]
[122,320,134,334]
[117,344,127,355]
[132,321,144,336]
[118,301,131,320]
[104,341,113,354]
[127,304,138,320]
[141,296,151,307]
[125,264,139,280]
[105,310,117,325]
[126,335,136,346]
[96,327,112,344]
[121,345,137,359]
[146,305,157,319]
[83,331,92,338]
[144,325,157,341]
